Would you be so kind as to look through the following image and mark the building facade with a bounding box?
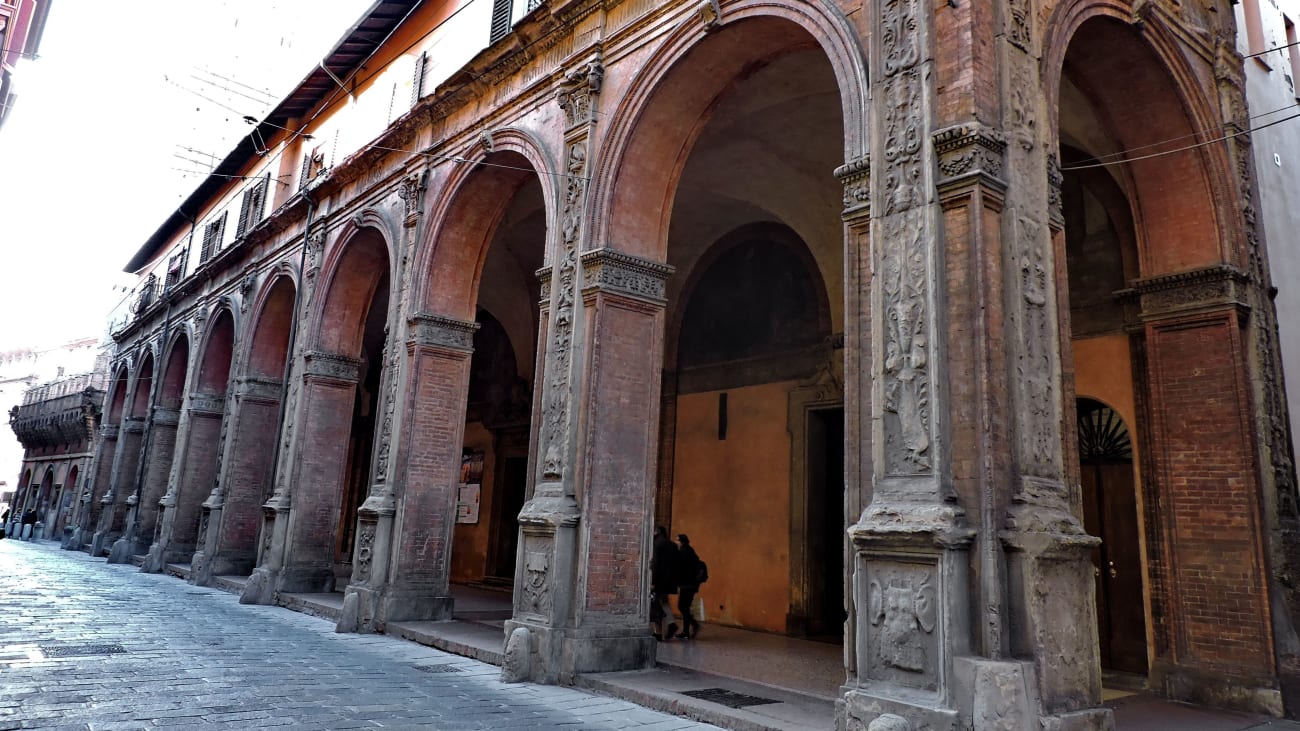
[8,370,105,539]
[83,0,1300,728]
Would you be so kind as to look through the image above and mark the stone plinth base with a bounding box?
[838,687,959,731]
[502,619,654,684]
[1150,660,1284,718]
[379,586,453,624]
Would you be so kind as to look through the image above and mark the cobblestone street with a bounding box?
[0,540,719,730]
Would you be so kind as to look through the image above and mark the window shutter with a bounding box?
[490,0,513,43]
[236,175,268,240]
[299,152,313,190]
[200,211,227,264]
[411,51,427,107]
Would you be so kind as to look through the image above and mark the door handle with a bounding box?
[1108,561,1117,579]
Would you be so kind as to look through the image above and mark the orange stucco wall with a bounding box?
[451,420,495,583]
[1072,335,1137,437]
[670,380,796,633]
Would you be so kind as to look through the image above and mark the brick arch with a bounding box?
[415,128,557,321]
[129,352,155,419]
[310,218,394,358]
[244,274,297,380]
[1044,8,1228,276]
[591,1,866,262]
[195,308,236,395]
[106,365,130,424]
[158,331,191,411]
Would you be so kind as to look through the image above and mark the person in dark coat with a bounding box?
[650,525,679,640]
[21,508,37,541]
[675,534,702,639]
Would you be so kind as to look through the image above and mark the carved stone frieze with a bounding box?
[834,155,871,218]
[1130,264,1249,318]
[188,394,225,415]
[579,248,673,303]
[302,351,363,382]
[153,407,182,427]
[537,267,553,304]
[1007,62,1037,152]
[556,53,603,130]
[932,123,1006,191]
[122,417,146,435]
[407,313,478,351]
[520,543,553,616]
[1046,153,1064,226]
[234,376,284,402]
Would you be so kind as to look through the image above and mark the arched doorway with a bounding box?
[55,464,79,536]
[95,352,154,556]
[1077,398,1145,675]
[131,333,190,558]
[1052,14,1276,702]
[83,367,128,549]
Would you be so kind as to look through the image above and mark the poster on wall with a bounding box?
[457,450,484,525]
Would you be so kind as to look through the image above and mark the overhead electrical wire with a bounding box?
[1060,109,1300,171]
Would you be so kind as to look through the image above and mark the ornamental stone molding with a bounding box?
[1124,264,1250,318]
[833,155,871,218]
[188,394,226,415]
[932,122,1007,192]
[122,416,146,435]
[407,313,479,351]
[302,351,364,382]
[579,248,673,304]
[234,376,285,402]
[555,52,603,130]
[150,403,182,426]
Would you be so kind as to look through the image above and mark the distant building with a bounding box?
[0,0,52,129]
[72,0,1300,728]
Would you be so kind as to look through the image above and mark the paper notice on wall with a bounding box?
[456,483,481,524]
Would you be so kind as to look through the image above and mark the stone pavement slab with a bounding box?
[0,540,721,730]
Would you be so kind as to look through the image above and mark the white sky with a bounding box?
[0,0,373,352]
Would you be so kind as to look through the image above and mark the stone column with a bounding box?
[91,416,144,557]
[840,1,975,728]
[145,392,226,573]
[192,377,281,585]
[342,314,477,631]
[242,351,361,603]
[68,426,117,551]
[110,406,180,563]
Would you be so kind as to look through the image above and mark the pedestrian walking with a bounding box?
[675,534,706,639]
[650,525,679,640]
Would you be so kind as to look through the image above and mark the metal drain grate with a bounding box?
[412,664,462,674]
[680,687,781,709]
[39,644,127,658]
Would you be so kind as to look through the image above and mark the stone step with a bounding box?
[163,563,191,580]
[279,592,344,622]
[127,554,146,567]
[387,619,505,666]
[578,665,835,731]
[210,574,250,595]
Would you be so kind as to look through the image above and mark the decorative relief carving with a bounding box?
[1006,0,1032,51]
[932,123,1006,187]
[698,0,721,30]
[188,394,225,415]
[834,155,871,217]
[302,351,363,381]
[1007,63,1037,152]
[882,209,931,474]
[373,333,400,482]
[304,230,325,295]
[407,314,478,351]
[880,70,924,216]
[866,562,938,685]
[1047,154,1064,225]
[196,510,210,550]
[580,249,673,303]
[1132,264,1248,316]
[537,267,552,304]
[540,141,587,481]
[260,515,274,564]
[355,521,376,580]
[1013,215,1058,476]
[556,53,603,129]
[239,269,257,313]
[521,548,552,615]
[397,172,426,228]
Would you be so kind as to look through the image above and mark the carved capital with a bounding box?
[834,155,871,218]
[100,424,120,439]
[537,266,553,304]
[1047,153,1064,227]
[188,394,225,415]
[556,52,604,129]
[1127,264,1250,319]
[579,249,673,304]
[122,416,146,435]
[407,313,479,352]
[302,351,363,382]
[932,122,1006,193]
[397,172,426,227]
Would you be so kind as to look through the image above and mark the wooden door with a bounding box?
[1078,400,1147,675]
